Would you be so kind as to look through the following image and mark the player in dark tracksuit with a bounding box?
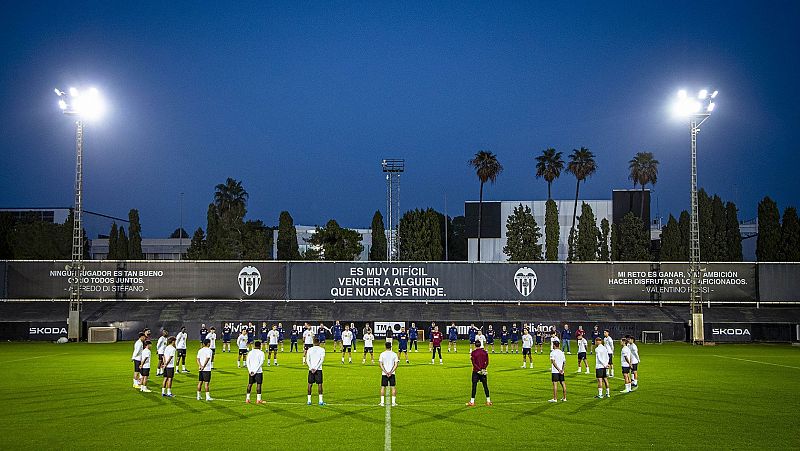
[408,323,419,351]
[510,324,520,354]
[486,325,495,353]
[448,323,459,353]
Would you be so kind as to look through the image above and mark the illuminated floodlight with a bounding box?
[672,88,717,118]
[55,86,106,120]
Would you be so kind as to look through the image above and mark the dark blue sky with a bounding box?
[1,1,798,238]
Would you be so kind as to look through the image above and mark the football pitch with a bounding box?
[0,341,798,449]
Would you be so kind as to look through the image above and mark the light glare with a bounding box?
[698,89,708,99]
[58,99,67,110]
[678,89,687,99]
[710,90,718,99]
[707,102,715,112]
[69,87,79,97]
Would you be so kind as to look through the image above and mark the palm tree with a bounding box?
[628,152,659,225]
[535,148,564,199]
[468,151,503,261]
[566,147,597,260]
[214,177,249,218]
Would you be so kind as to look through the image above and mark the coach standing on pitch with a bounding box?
[467,340,491,406]
[306,338,326,405]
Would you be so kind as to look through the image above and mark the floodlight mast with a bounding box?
[382,159,404,261]
[674,88,717,345]
[55,86,103,341]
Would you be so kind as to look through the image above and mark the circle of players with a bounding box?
[130,321,640,405]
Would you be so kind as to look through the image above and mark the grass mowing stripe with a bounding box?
[5,352,70,363]
[713,354,800,369]
[384,400,392,451]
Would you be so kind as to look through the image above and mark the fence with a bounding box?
[2,260,799,304]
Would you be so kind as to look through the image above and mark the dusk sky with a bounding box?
[1,1,798,238]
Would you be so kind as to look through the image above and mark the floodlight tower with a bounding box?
[382,159,404,260]
[55,86,105,341]
[672,88,718,345]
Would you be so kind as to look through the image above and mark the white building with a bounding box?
[90,238,190,260]
[466,199,614,261]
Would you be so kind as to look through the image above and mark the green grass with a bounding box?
[0,340,798,449]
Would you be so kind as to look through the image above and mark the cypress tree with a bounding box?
[107,223,119,260]
[610,223,620,261]
[725,202,743,262]
[128,209,143,259]
[186,227,207,259]
[369,211,387,261]
[678,210,691,260]
[756,197,781,261]
[598,218,610,261]
[277,211,301,260]
[659,214,681,261]
[503,204,542,261]
[117,226,130,259]
[425,208,443,261]
[711,195,727,261]
[780,207,800,261]
[618,212,649,261]
[698,189,714,261]
[575,202,600,261]
[544,199,560,261]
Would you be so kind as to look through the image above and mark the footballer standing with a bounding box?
[378,341,399,407]
[175,327,189,373]
[431,325,443,364]
[246,341,266,404]
[196,339,213,401]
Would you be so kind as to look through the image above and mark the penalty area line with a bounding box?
[713,355,800,370]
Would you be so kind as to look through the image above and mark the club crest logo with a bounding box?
[514,267,537,297]
[238,266,261,296]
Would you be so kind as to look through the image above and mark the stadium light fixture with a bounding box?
[671,87,718,345]
[54,85,106,341]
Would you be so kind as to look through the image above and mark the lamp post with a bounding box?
[55,86,105,341]
[673,88,718,344]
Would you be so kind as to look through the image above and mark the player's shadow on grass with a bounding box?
[205,399,248,419]
[509,402,557,420]
[397,406,492,429]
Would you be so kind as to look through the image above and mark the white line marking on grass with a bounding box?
[384,401,392,451]
[6,353,69,363]
[168,395,567,407]
[713,355,800,370]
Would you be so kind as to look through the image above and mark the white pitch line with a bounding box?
[168,395,583,407]
[713,355,800,370]
[384,400,392,451]
[5,353,69,364]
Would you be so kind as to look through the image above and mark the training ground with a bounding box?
[0,340,797,449]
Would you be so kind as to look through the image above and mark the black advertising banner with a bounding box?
[5,261,286,300]
[566,262,757,302]
[288,262,565,301]
[471,263,564,301]
[705,323,753,342]
[289,262,473,301]
[0,261,6,299]
[758,263,800,302]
